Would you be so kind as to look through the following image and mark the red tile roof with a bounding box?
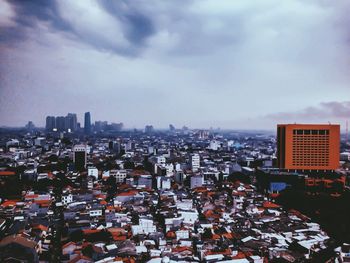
[262,201,280,209]
[0,171,15,176]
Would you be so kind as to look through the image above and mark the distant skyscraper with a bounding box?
[169,124,175,131]
[25,121,35,131]
[109,140,121,154]
[95,121,108,132]
[65,113,78,132]
[110,122,123,131]
[277,124,340,171]
[56,116,66,132]
[73,145,87,171]
[145,125,154,134]
[45,116,56,131]
[84,112,91,134]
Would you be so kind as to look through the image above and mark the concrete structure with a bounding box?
[45,116,56,132]
[190,153,200,172]
[190,175,204,189]
[73,145,87,171]
[277,124,340,171]
[88,166,98,180]
[84,112,92,134]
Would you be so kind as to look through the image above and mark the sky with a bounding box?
[0,0,350,130]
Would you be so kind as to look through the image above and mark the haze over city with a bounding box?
[1,0,350,129]
[2,1,350,263]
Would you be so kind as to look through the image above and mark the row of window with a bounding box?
[293,160,329,162]
[293,159,329,161]
[293,157,329,159]
[293,139,329,141]
[292,163,329,166]
[293,129,330,135]
[293,151,329,154]
[293,146,329,148]
[293,157,329,158]
[293,141,329,143]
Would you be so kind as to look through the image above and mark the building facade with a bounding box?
[277,124,340,171]
[45,116,56,131]
[190,153,200,172]
[73,145,87,171]
[84,112,91,134]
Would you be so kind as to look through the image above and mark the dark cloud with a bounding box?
[266,101,350,121]
[99,1,155,44]
[0,0,155,56]
[0,0,72,46]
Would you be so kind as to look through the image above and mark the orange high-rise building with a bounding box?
[277,124,340,171]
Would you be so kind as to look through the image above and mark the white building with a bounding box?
[157,177,171,190]
[62,194,73,205]
[34,137,46,147]
[131,218,156,235]
[89,209,103,217]
[165,163,174,176]
[179,210,198,224]
[191,175,204,189]
[176,199,193,211]
[110,169,128,183]
[88,167,99,180]
[209,140,220,151]
[340,152,350,161]
[176,229,190,240]
[190,153,200,172]
[156,156,166,165]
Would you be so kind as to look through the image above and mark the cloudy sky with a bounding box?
[0,0,349,130]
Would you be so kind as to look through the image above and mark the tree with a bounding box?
[202,228,213,239]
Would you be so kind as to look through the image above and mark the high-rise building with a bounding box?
[145,125,154,134]
[56,116,66,132]
[65,113,78,132]
[94,121,108,132]
[25,121,35,131]
[110,122,123,131]
[277,124,340,171]
[109,140,121,154]
[84,112,91,134]
[190,153,200,172]
[73,145,87,171]
[45,116,56,131]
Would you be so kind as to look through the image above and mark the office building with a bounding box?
[65,113,78,132]
[110,122,123,131]
[45,116,56,131]
[56,116,66,132]
[191,175,204,189]
[84,112,91,134]
[190,153,200,172]
[94,121,108,132]
[145,125,154,134]
[109,141,121,154]
[73,145,87,171]
[25,121,35,131]
[277,124,340,171]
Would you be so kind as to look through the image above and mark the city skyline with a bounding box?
[1,0,350,129]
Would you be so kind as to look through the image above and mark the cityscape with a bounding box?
[1,1,350,263]
[0,114,349,262]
